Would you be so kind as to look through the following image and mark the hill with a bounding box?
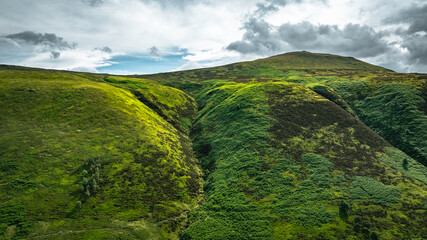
[257,51,393,71]
[0,71,203,239]
[0,51,426,239]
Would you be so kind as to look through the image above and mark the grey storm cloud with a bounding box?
[254,2,281,17]
[4,31,77,50]
[402,34,427,65]
[253,0,324,17]
[382,4,427,70]
[149,46,161,57]
[384,4,427,34]
[227,18,282,54]
[50,51,61,59]
[82,0,104,7]
[0,31,76,64]
[94,47,112,53]
[227,19,389,58]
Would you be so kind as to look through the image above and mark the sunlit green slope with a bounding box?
[143,51,426,239]
[0,71,202,239]
[142,51,427,167]
[179,80,426,239]
[0,51,426,240]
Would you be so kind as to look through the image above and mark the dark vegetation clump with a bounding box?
[402,157,409,170]
[339,200,351,220]
[0,200,32,237]
[80,156,101,202]
[0,158,17,173]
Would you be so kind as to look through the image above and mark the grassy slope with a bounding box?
[0,71,202,239]
[0,51,426,239]
[181,81,426,239]
[142,52,426,239]
[142,51,427,166]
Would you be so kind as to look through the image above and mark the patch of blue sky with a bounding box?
[97,50,189,75]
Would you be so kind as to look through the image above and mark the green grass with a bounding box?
[103,76,197,133]
[378,147,427,184]
[1,51,427,239]
[0,70,202,239]
[183,80,427,239]
[355,83,427,165]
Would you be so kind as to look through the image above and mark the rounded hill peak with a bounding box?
[256,51,392,71]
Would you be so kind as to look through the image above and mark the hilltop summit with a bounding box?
[257,51,393,71]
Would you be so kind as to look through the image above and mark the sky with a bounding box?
[0,0,426,74]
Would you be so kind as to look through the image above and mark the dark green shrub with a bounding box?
[80,157,102,199]
[76,201,82,209]
[90,178,97,192]
[353,215,372,234]
[85,189,91,197]
[371,232,379,240]
[0,158,17,173]
[339,200,351,219]
[82,177,88,185]
[402,158,408,170]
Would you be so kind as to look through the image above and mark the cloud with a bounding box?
[402,34,427,65]
[384,4,427,34]
[253,2,280,18]
[252,0,324,18]
[0,0,424,73]
[227,19,389,58]
[227,17,283,54]
[94,46,112,53]
[50,51,60,59]
[149,46,161,58]
[381,4,427,71]
[82,0,104,7]
[4,31,77,50]
[0,31,113,72]
[227,0,391,58]
[0,31,77,65]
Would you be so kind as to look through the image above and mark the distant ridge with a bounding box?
[1,51,392,75]
[256,51,393,71]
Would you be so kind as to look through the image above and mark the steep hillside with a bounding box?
[0,51,426,239]
[181,81,426,239]
[142,52,427,166]
[0,71,202,239]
